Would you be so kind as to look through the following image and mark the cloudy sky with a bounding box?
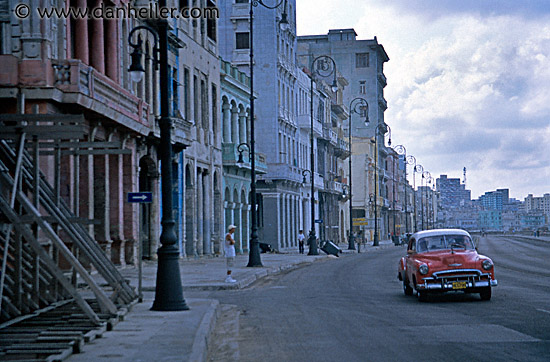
[296,0,550,200]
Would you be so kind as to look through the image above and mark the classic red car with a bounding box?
[398,229,497,301]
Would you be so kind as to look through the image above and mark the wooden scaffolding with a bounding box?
[0,114,138,329]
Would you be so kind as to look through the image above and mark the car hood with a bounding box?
[416,250,480,269]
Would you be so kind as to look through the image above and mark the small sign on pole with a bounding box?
[127,192,153,203]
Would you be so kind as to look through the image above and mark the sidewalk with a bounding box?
[68,240,395,362]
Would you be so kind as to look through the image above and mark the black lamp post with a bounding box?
[421,171,431,231]
[308,55,338,255]
[394,145,408,234]
[425,175,433,229]
[128,22,188,310]
[347,97,368,250]
[404,154,416,234]
[371,124,391,246]
[247,0,289,267]
[412,163,423,232]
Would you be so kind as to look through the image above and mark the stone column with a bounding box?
[239,111,247,144]
[109,151,124,265]
[203,172,211,255]
[74,0,89,63]
[230,106,239,144]
[222,102,231,143]
[89,0,105,73]
[93,153,111,258]
[104,17,118,80]
[196,169,204,255]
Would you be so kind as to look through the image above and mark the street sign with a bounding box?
[353,220,369,226]
[314,219,323,223]
[127,192,153,203]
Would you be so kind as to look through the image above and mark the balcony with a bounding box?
[378,95,388,111]
[378,72,387,87]
[322,125,338,146]
[277,54,296,77]
[231,3,248,20]
[48,59,152,135]
[323,180,344,194]
[335,137,350,158]
[222,143,268,174]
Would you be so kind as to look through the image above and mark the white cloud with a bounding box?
[297,1,550,199]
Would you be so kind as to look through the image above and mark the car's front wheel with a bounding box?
[479,287,491,301]
[403,279,413,296]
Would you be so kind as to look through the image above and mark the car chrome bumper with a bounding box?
[418,277,498,291]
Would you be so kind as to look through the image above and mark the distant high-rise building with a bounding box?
[436,175,471,209]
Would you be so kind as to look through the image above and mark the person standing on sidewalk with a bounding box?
[298,230,305,254]
[224,225,237,283]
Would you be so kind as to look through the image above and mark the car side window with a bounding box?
[408,239,416,253]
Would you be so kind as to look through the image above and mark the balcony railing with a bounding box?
[51,59,151,133]
[322,125,338,145]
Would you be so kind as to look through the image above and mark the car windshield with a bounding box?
[416,235,474,253]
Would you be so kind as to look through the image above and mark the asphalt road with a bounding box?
[203,236,550,362]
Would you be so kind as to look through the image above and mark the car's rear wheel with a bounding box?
[403,279,413,296]
[479,287,491,301]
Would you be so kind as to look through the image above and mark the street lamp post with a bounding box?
[128,22,188,310]
[394,145,407,234]
[307,55,338,255]
[412,163,423,232]
[247,0,289,267]
[371,123,390,246]
[403,154,416,234]
[422,171,431,231]
[347,97,368,250]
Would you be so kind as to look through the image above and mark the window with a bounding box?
[211,84,217,135]
[356,53,369,68]
[206,0,217,41]
[236,32,250,49]
[359,81,366,94]
[184,69,190,120]
[179,0,189,8]
[236,0,248,3]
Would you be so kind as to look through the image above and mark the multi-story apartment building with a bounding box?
[176,5,223,258]
[297,29,390,242]
[219,1,350,250]
[0,0,226,262]
[525,193,550,220]
[220,58,268,253]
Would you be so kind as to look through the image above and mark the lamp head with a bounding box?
[128,35,145,83]
[279,12,290,31]
[331,79,338,93]
[237,151,244,164]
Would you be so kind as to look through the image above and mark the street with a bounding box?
[204,236,550,362]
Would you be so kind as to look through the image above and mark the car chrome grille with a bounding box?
[422,269,492,289]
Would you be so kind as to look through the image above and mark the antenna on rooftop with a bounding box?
[463,167,467,186]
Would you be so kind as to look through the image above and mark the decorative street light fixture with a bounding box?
[246,0,289,267]
[421,170,431,231]
[412,163,423,233]
[403,154,416,234]
[128,22,187,310]
[371,123,391,246]
[347,97,368,250]
[394,145,408,234]
[307,55,338,255]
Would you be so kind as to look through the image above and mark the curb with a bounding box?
[189,299,220,362]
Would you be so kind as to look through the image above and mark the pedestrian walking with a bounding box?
[298,230,305,254]
[224,225,237,283]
